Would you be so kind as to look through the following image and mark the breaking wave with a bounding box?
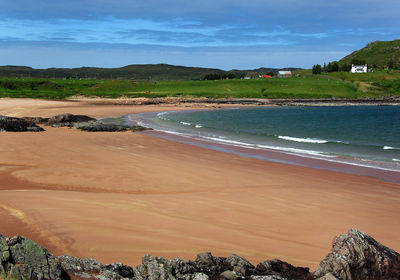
[278,136,328,144]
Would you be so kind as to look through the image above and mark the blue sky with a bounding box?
[1,0,399,69]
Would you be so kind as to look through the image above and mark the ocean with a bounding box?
[128,106,400,181]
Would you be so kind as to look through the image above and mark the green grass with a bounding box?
[294,69,400,97]
[0,72,399,100]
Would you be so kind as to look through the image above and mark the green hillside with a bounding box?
[339,39,400,69]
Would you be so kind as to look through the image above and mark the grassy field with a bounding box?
[0,71,399,100]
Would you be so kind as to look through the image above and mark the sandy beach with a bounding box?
[0,98,399,270]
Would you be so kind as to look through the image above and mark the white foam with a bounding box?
[180,121,191,126]
[156,112,169,117]
[195,125,203,128]
[384,146,400,150]
[256,144,328,157]
[393,158,400,162]
[278,135,328,144]
[203,136,256,148]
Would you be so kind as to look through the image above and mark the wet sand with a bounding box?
[0,98,399,270]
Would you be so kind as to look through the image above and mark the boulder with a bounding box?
[74,120,147,132]
[194,252,228,279]
[219,270,239,280]
[255,259,312,280]
[0,115,45,132]
[314,229,400,280]
[58,255,136,280]
[225,254,255,277]
[46,113,96,127]
[0,235,65,280]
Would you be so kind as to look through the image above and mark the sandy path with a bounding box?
[0,98,399,270]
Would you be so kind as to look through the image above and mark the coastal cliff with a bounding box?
[1,229,399,280]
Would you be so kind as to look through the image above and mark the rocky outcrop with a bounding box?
[46,113,96,127]
[0,115,45,132]
[1,229,399,280]
[256,259,313,280]
[2,113,148,133]
[0,235,66,280]
[314,229,400,280]
[74,121,148,132]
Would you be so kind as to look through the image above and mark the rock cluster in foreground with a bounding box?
[1,229,399,280]
[0,114,148,132]
[0,116,44,132]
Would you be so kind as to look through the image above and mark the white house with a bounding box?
[351,64,368,73]
[278,71,292,78]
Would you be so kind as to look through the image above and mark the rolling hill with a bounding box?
[0,64,301,81]
[339,39,400,68]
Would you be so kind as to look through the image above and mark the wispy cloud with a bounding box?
[0,0,399,68]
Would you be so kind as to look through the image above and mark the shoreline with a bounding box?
[1,98,399,270]
[128,108,400,183]
[68,96,400,107]
[140,130,400,184]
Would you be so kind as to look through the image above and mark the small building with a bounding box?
[278,71,292,78]
[261,74,272,78]
[351,64,368,73]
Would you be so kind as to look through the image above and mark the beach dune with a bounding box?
[0,98,399,270]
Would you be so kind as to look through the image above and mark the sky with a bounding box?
[0,0,399,70]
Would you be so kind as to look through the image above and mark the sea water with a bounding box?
[129,106,400,173]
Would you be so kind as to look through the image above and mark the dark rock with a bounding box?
[58,255,137,280]
[219,270,239,280]
[74,120,148,132]
[195,252,228,279]
[255,259,313,280]
[104,263,137,278]
[136,254,175,280]
[314,228,400,280]
[225,254,255,277]
[46,113,96,127]
[57,255,103,278]
[169,257,198,279]
[22,117,50,124]
[0,115,45,132]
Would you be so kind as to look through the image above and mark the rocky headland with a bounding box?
[1,229,399,280]
[0,114,148,132]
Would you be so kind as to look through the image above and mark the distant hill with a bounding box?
[0,64,225,80]
[339,39,400,68]
[0,64,301,80]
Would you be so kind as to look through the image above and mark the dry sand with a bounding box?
[0,98,399,270]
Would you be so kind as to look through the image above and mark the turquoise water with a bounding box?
[130,106,400,172]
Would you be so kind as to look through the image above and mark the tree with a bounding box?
[325,61,339,72]
[226,73,236,79]
[339,63,352,72]
[266,71,274,77]
[203,73,222,80]
[312,64,322,74]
